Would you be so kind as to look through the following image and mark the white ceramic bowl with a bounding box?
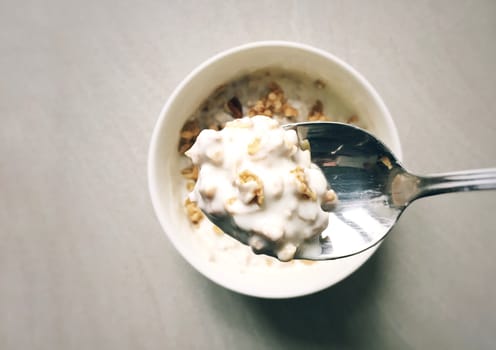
[148,41,402,298]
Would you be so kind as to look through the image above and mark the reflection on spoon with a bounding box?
[209,122,496,260]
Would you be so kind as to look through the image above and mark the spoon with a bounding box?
[204,122,496,260]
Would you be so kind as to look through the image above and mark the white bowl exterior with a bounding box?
[148,41,402,298]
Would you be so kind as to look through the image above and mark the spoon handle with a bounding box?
[414,168,496,200]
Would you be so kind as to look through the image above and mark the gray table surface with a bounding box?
[1,0,496,349]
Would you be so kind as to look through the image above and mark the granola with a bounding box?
[177,68,365,268]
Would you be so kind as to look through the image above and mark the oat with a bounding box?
[181,164,199,181]
[291,166,316,200]
[238,170,264,205]
[184,198,203,225]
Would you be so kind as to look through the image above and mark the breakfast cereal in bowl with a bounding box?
[148,42,401,298]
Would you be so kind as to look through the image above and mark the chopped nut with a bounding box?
[200,185,216,199]
[212,225,224,236]
[299,139,310,151]
[208,123,221,131]
[254,101,264,112]
[238,170,264,205]
[184,198,203,225]
[180,129,198,139]
[178,120,200,153]
[182,119,200,132]
[268,81,282,93]
[178,141,193,154]
[308,100,330,121]
[291,166,316,200]
[247,137,261,155]
[284,106,298,118]
[226,96,243,118]
[263,109,273,116]
[189,211,203,224]
[206,148,224,164]
[181,164,199,181]
[224,197,237,213]
[249,235,268,251]
[379,156,393,170]
[301,259,316,265]
[247,81,298,119]
[310,100,323,115]
[347,115,359,124]
[186,181,196,192]
[314,79,326,89]
[226,118,252,128]
[323,189,337,203]
[226,197,236,206]
[308,113,330,121]
[277,242,297,262]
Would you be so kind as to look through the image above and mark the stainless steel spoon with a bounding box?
[204,122,496,261]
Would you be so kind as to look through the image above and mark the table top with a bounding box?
[1,0,495,349]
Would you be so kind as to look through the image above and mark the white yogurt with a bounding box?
[186,115,336,261]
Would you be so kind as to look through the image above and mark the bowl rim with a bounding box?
[148,40,402,298]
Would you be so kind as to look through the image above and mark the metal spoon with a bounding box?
[204,122,496,261]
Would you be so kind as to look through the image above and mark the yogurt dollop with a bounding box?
[186,115,336,261]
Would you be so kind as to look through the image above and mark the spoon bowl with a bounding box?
[291,122,411,260]
[206,122,496,260]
